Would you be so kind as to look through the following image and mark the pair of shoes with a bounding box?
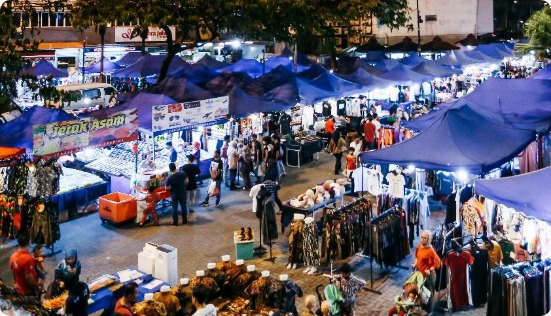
[238,227,246,241]
[215,203,220,207]
[153,221,159,226]
[182,221,189,225]
[200,202,209,207]
[245,227,253,240]
[171,222,178,226]
[189,209,195,213]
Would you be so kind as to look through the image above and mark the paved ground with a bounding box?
[0,153,486,315]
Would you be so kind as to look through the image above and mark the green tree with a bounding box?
[0,0,66,113]
[525,6,551,54]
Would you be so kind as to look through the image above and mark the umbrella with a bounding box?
[421,36,459,52]
[20,60,68,78]
[387,37,418,53]
[356,36,386,53]
[455,33,485,46]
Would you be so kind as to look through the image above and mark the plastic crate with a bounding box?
[233,231,254,260]
[99,192,137,224]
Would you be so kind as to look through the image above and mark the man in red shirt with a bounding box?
[114,282,139,315]
[9,234,39,296]
[363,116,377,150]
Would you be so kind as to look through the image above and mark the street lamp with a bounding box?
[416,0,423,56]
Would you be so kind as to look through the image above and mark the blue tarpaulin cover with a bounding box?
[474,167,551,224]
[0,106,74,152]
[112,55,190,78]
[337,67,392,91]
[218,59,265,78]
[399,54,428,67]
[532,65,551,80]
[437,50,481,66]
[229,87,289,117]
[148,77,217,102]
[116,52,151,67]
[20,60,68,78]
[84,57,123,73]
[265,56,310,72]
[410,61,463,78]
[170,63,219,83]
[361,104,535,174]
[473,44,510,60]
[194,54,228,69]
[377,64,433,84]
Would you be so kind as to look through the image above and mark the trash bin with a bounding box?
[99,192,137,224]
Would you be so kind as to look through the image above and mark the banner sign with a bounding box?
[152,96,229,134]
[32,109,139,157]
[114,26,176,43]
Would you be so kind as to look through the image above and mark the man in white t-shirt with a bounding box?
[192,286,217,316]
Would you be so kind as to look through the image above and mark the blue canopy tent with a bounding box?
[194,54,228,69]
[473,44,509,60]
[205,72,265,96]
[0,106,74,152]
[402,78,551,133]
[295,78,340,104]
[265,56,310,72]
[263,83,299,104]
[279,47,313,66]
[20,60,68,78]
[82,92,177,134]
[373,59,401,71]
[437,50,481,66]
[361,51,388,63]
[84,57,123,73]
[116,52,150,67]
[297,64,329,80]
[532,65,551,80]
[337,67,393,91]
[256,65,297,91]
[148,77,217,102]
[112,55,190,78]
[402,102,455,131]
[489,43,513,55]
[377,64,434,84]
[410,61,463,78]
[475,167,551,224]
[170,64,219,83]
[300,69,364,95]
[463,50,502,63]
[228,87,290,117]
[218,59,265,78]
[360,105,536,174]
[399,54,428,67]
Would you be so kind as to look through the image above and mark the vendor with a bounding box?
[166,142,177,164]
[115,282,139,315]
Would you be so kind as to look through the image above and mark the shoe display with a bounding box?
[245,227,253,240]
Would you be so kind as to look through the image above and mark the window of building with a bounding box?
[425,15,437,22]
[31,12,39,27]
[56,12,65,27]
[41,12,49,27]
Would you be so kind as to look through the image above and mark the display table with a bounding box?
[87,268,170,314]
[51,181,108,220]
[285,138,323,168]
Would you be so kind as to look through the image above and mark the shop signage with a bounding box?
[152,96,229,134]
[32,109,139,157]
[114,26,176,43]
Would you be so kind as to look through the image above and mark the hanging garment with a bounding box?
[281,280,303,315]
[386,172,405,198]
[261,196,278,243]
[302,221,320,267]
[469,248,489,307]
[288,219,305,265]
[445,250,474,310]
[232,271,261,297]
[205,268,226,289]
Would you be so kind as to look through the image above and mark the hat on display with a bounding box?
[236,259,245,266]
[207,263,216,269]
[261,270,270,277]
[160,285,170,293]
[279,274,289,281]
[222,255,231,262]
[196,270,205,277]
[247,265,256,272]
[180,278,189,285]
[144,293,154,301]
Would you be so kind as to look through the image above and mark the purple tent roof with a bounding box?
[229,87,290,117]
[82,92,177,134]
[474,44,509,60]
[112,55,190,78]
[474,167,551,224]
[373,59,401,71]
[116,52,151,67]
[148,77,216,102]
[377,64,433,84]
[337,67,393,91]
[263,76,339,105]
[170,63,219,83]
[256,66,297,91]
[410,61,463,78]
[279,47,313,66]
[195,54,228,69]
[437,50,481,66]
[297,64,328,80]
[400,54,428,67]
[361,103,535,173]
[84,57,123,73]
[20,60,68,78]
[532,65,551,80]
[299,68,364,95]
[205,72,265,96]
[402,102,455,131]
[218,59,265,78]
[265,56,310,72]
[463,50,502,63]
[0,106,74,152]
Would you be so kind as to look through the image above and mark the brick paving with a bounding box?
[0,153,486,315]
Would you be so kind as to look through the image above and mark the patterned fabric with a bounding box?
[133,299,168,316]
[172,284,195,315]
[338,275,365,309]
[153,291,181,316]
[205,268,227,288]
[288,219,304,265]
[302,221,320,267]
[8,163,28,195]
[232,271,260,296]
[190,276,219,300]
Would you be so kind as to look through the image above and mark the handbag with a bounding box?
[207,180,216,195]
[210,186,220,197]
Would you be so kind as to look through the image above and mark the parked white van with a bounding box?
[47,83,118,112]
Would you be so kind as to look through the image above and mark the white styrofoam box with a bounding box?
[143,242,158,254]
[154,244,178,286]
[138,251,155,275]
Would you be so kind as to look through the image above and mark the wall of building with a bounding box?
[374,0,493,44]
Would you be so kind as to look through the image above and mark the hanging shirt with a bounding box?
[347,100,361,117]
[302,106,315,129]
[336,99,346,116]
[322,102,331,116]
[279,113,292,135]
[386,172,405,198]
[351,167,382,195]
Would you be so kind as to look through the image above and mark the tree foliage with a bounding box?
[525,6,551,49]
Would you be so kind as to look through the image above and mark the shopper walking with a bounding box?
[239,150,253,191]
[201,150,223,207]
[271,134,286,179]
[182,155,201,214]
[251,134,263,185]
[220,135,230,187]
[9,234,39,296]
[327,132,346,175]
[411,230,441,313]
[166,162,189,226]
[262,136,278,181]
[228,141,239,190]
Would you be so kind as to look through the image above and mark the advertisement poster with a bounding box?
[114,26,176,43]
[152,96,229,134]
[33,109,139,157]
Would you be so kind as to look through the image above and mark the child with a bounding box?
[388,289,417,316]
[33,244,46,293]
[345,148,356,177]
[140,186,160,227]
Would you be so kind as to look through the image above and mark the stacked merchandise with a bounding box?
[0,282,51,315]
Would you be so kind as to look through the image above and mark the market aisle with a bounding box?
[0,153,484,315]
